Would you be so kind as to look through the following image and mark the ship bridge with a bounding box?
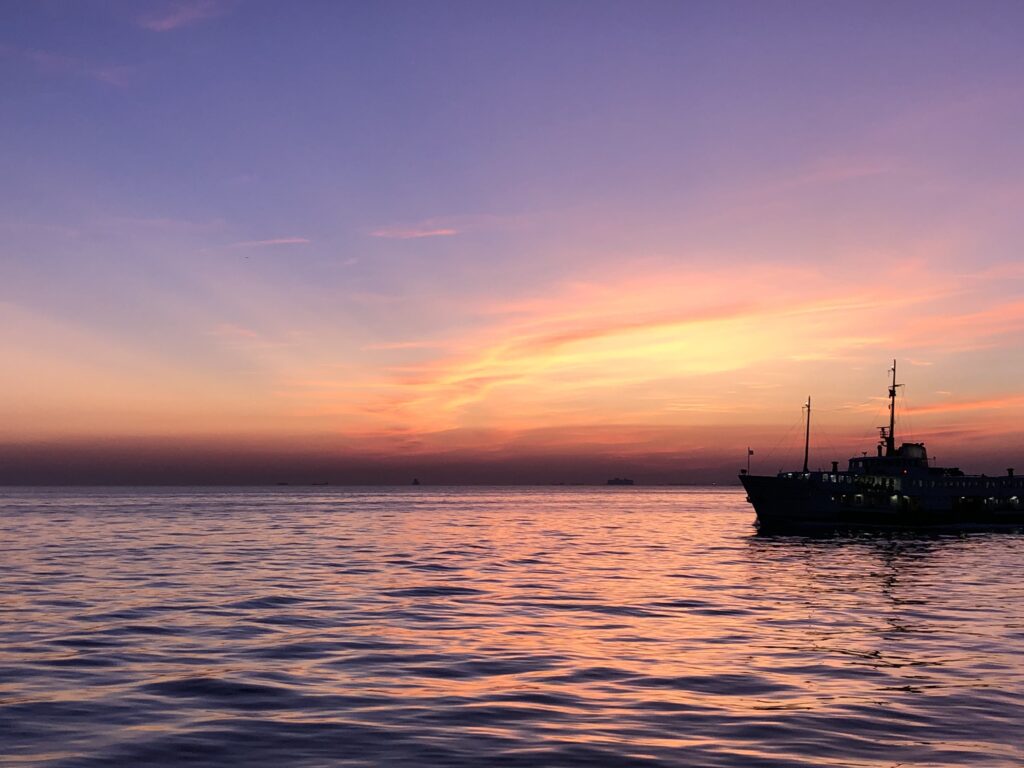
[848,442,930,475]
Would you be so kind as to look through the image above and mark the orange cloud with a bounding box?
[361,341,447,351]
[273,258,976,442]
[13,243,1023,462]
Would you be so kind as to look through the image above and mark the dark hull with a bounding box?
[740,474,1024,534]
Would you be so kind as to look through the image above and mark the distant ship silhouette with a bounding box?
[606,477,635,486]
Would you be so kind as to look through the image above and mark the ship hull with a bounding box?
[740,474,1024,534]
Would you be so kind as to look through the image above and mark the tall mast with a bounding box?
[802,396,811,473]
[886,359,899,456]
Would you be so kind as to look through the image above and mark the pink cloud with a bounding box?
[906,395,1024,417]
[138,0,232,31]
[101,215,226,234]
[227,237,311,248]
[369,212,527,240]
[208,323,260,340]
[0,45,131,86]
[793,157,893,187]
[370,226,459,240]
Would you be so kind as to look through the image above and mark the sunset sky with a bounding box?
[3,1,1024,483]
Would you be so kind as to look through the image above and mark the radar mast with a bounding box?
[882,359,902,456]
[802,396,811,473]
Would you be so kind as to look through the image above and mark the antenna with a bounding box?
[802,396,811,473]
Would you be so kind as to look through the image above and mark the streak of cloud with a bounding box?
[226,237,311,249]
[362,341,446,351]
[906,395,1024,416]
[370,226,459,240]
[0,44,130,86]
[272,259,974,440]
[137,0,232,31]
[369,212,529,240]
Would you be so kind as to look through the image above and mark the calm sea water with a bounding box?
[1,486,1023,767]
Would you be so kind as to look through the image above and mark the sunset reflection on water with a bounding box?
[1,486,1022,766]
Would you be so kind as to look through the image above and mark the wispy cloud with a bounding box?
[362,341,446,351]
[0,44,131,86]
[206,324,305,354]
[275,259,966,437]
[227,237,311,249]
[207,323,261,341]
[369,212,528,240]
[906,395,1024,416]
[100,215,227,234]
[370,226,459,240]
[137,0,232,31]
[790,156,893,188]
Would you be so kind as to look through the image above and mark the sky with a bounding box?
[3,0,1024,484]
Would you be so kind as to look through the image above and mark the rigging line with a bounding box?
[896,387,916,444]
[852,395,889,454]
[797,400,840,465]
[758,408,806,468]
[814,420,845,466]
[815,401,882,453]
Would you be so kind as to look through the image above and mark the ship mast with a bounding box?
[802,396,811,473]
[886,359,901,456]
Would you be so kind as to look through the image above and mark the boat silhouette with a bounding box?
[740,361,1024,533]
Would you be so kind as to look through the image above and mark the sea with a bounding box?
[1,486,1022,767]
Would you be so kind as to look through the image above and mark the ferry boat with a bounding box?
[739,361,1024,533]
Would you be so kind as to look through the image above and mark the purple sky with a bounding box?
[3,1,1024,483]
